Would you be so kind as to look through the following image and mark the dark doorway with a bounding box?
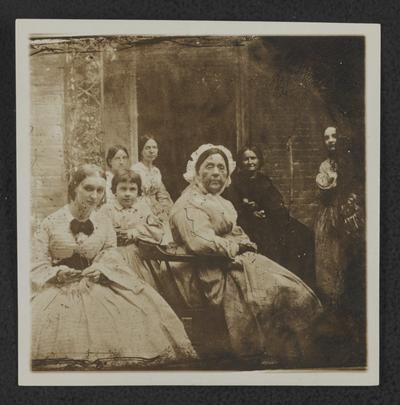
[136,41,243,200]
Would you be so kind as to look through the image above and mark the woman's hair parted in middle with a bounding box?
[111,169,142,195]
[194,147,230,174]
[68,164,106,201]
[106,144,130,168]
[138,134,158,154]
[237,144,264,170]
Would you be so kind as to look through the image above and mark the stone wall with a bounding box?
[30,53,66,228]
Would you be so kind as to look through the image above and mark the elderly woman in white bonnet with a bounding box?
[169,144,323,365]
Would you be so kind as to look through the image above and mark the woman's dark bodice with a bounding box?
[225,171,289,228]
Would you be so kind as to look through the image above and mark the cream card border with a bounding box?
[16,19,380,386]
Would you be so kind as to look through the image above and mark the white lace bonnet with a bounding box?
[183,143,236,186]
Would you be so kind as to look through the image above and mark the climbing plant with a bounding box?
[64,49,105,181]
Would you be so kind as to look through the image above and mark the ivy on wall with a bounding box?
[63,50,105,180]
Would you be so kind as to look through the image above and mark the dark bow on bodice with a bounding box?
[70,218,94,236]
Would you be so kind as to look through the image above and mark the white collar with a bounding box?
[112,199,139,212]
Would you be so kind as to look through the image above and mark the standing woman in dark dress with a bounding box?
[226,145,315,286]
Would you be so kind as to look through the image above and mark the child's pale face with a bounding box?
[115,181,139,208]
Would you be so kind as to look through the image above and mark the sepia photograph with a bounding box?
[17,20,380,385]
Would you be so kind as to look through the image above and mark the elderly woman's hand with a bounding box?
[226,258,244,271]
[237,241,258,255]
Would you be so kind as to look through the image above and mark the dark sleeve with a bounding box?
[257,176,289,225]
[224,179,245,214]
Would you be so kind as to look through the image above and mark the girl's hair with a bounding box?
[195,147,230,173]
[68,164,106,201]
[106,144,129,168]
[138,134,158,157]
[237,144,264,170]
[111,169,142,196]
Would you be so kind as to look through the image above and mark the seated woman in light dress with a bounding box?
[31,164,196,370]
[131,135,173,243]
[105,144,130,202]
[99,169,164,289]
[168,144,323,366]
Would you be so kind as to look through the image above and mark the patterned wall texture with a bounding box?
[64,49,105,181]
[30,36,364,229]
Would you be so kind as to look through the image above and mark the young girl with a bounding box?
[100,169,164,288]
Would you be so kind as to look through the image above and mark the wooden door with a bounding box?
[136,41,248,200]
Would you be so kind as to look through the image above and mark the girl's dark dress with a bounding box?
[225,171,315,286]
